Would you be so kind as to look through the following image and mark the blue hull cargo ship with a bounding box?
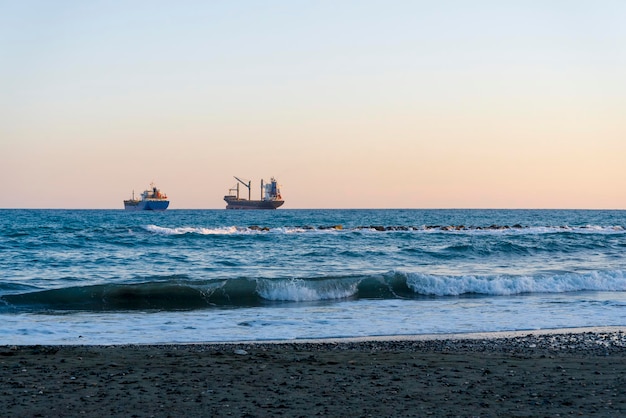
[124,183,170,211]
[224,177,284,209]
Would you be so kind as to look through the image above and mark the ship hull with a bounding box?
[224,199,284,210]
[124,200,170,211]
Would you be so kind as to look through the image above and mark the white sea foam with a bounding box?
[144,224,624,236]
[405,270,626,296]
[256,278,358,302]
[145,225,244,235]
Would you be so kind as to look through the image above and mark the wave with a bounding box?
[405,270,626,296]
[145,225,244,235]
[2,270,625,313]
[144,224,625,236]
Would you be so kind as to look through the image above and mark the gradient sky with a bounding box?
[1,1,625,209]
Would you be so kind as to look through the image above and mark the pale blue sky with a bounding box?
[1,1,625,208]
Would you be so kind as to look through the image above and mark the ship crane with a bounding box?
[233,176,252,200]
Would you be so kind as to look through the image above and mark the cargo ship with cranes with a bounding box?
[224,177,284,209]
[123,183,170,211]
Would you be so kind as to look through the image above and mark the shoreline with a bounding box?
[204,325,626,346]
[3,328,626,417]
[7,325,624,348]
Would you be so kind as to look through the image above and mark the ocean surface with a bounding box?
[1,209,625,345]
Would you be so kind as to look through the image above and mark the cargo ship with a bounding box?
[124,183,170,211]
[224,177,284,209]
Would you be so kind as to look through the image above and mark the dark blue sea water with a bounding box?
[1,209,625,344]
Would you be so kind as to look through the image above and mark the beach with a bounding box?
[3,329,626,417]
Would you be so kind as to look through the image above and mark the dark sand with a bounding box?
[3,330,626,417]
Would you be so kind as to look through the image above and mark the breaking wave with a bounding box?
[144,224,625,236]
[405,270,626,296]
[2,270,625,313]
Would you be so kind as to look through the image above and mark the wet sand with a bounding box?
[3,329,626,417]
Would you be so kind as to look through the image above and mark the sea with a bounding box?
[1,209,625,345]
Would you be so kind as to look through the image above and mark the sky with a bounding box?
[1,1,625,209]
